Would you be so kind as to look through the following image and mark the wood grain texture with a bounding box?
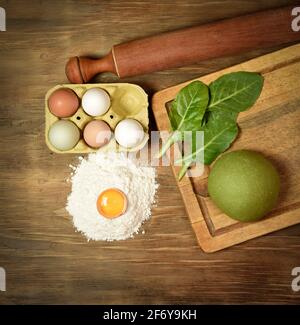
[0,0,299,304]
[152,45,300,252]
[114,5,300,77]
[68,5,300,82]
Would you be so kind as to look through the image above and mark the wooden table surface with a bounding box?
[0,0,299,304]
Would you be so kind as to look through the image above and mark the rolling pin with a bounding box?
[66,5,300,83]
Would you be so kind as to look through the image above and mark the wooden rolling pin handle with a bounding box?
[66,5,300,83]
[65,52,116,83]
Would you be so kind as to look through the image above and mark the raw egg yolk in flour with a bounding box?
[97,188,127,219]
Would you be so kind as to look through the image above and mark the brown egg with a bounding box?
[83,120,112,148]
[48,88,79,118]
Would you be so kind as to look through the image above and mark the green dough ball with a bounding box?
[208,150,280,222]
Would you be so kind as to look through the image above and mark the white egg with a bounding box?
[48,120,80,151]
[115,119,145,148]
[82,88,111,116]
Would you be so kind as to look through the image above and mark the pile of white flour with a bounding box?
[66,151,158,241]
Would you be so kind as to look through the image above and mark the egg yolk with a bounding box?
[97,188,127,219]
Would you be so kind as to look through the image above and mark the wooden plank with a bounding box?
[1,0,299,305]
[152,44,300,252]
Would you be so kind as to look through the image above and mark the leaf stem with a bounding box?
[177,163,191,180]
[156,132,182,159]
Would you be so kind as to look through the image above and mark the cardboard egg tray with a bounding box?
[45,83,149,153]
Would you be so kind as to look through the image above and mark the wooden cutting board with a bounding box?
[152,44,300,253]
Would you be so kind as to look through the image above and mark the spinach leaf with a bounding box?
[176,110,239,179]
[159,71,264,180]
[208,72,264,113]
[202,110,239,164]
[159,80,209,157]
[170,80,209,131]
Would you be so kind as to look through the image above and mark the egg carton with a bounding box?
[45,83,149,153]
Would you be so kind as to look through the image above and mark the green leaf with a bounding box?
[176,110,239,174]
[159,71,264,179]
[208,71,264,113]
[170,80,209,131]
[202,110,239,164]
[158,80,209,157]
